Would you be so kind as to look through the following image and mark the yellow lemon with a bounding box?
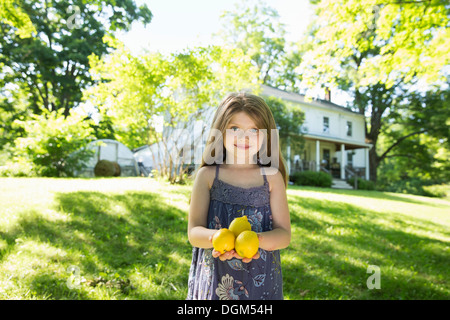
[212,228,235,254]
[235,230,259,259]
[229,216,252,237]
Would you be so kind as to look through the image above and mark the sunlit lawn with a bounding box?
[0,178,448,299]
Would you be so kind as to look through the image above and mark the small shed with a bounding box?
[77,139,139,177]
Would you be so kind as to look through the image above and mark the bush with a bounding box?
[291,171,332,188]
[94,160,115,177]
[12,109,95,177]
[422,184,449,198]
[112,162,121,177]
[347,177,376,190]
[0,159,36,177]
[94,160,121,177]
[377,178,447,197]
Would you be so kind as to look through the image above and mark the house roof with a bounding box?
[260,84,362,117]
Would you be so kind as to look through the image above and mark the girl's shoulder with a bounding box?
[263,167,284,192]
[195,165,217,190]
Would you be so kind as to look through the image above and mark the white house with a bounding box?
[135,85,372,181]
[261,85,372,181]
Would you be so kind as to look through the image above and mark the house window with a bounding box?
[323,117,329,134]
[346,121,352,137]
[347,152,353,167]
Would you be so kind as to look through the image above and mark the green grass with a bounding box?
[0,178,448,300]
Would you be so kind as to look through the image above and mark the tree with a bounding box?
[217,0,301,90]
[0,0,36,38]
[265,96,305,169]
[376,86,450,193]
[304,0,449,88]
[0,0,152,119]
[299,0,450,181]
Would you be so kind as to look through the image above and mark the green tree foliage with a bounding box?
[265,96,305,164]
[303,0,449,89]
[377,86,450,194]
[217,0,302,91]
[0,0,152,118]
[0,0,36,38]
[11,109,96,177]
[0,85,33,148]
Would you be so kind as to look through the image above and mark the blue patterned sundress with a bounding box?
[187,164,283,300]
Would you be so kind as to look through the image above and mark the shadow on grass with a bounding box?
[283,194,449,300]
[0,191,191,299]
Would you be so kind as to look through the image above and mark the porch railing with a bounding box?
[291,160,366,180]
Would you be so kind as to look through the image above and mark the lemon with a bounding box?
[212,228,235,254]
[229,216,252,237]
[235,230,259,259]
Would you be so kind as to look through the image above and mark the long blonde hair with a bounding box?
[191,92,288,187]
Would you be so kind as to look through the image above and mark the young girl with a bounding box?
[187,92,291,300]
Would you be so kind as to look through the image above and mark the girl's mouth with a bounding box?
[234,144,250,150]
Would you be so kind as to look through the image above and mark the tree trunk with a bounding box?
[369,147,379,182]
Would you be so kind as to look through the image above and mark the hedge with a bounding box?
[290,171,332,188]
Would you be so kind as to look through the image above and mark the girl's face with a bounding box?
[223,111,264,165]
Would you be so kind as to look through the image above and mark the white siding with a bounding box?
[299,103,365,143]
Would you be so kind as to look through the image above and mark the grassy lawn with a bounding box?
[0,178,448,300]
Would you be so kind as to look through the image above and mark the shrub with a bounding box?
[422,184,449,198]
[0,159,36,177]
[377,178,447,197]
[94,160,115,177]
[94,160,121,177]
[291,171,332,188]
[12,109,95,177]
[112,162,121,177]
[347,177,376,190]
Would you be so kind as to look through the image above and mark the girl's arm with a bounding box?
[188,167,216,248]
[258,170,291,251]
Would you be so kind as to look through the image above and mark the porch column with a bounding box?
[365,147,370,180]
[315,140,320,172]
[340,143,346,179]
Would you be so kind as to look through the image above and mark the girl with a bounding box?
[187,92,291,300]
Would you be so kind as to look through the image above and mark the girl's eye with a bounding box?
[249,128,259,134]
[231,127,240,132]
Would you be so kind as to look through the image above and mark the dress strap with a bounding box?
[261,166,268,185]
[215,164,220,180]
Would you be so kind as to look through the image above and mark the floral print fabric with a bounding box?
[187,165,283,300]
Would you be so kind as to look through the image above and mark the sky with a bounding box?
[114,0,352,106]
[116,0,315,55]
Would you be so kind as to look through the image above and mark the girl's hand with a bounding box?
[211,248,237,261]
[233,250,260,263]
[211,248,260,262]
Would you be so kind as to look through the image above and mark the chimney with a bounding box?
[324,87,331,102]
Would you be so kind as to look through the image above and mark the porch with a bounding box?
[289,134,373,181]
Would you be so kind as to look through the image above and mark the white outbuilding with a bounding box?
[76,139,139,177]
